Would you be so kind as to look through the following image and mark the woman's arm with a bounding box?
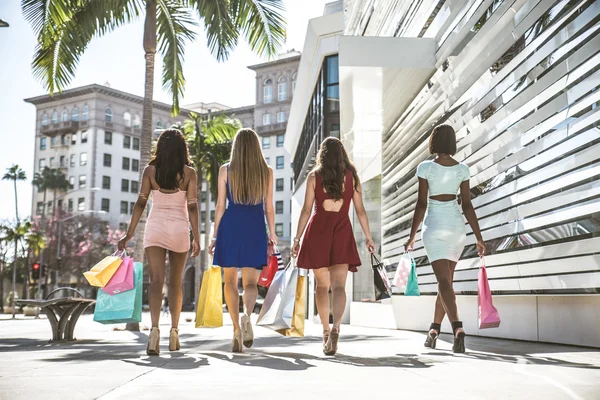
[352,180,376,253]
[186,168,200,257]
[264,167,277,244]
[209,165,228,255]
[291,173,316,257]
[118,166,152,250]
[404,178,428,251]
[460,180,486,255]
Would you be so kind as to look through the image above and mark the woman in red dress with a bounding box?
[292,137,376,355]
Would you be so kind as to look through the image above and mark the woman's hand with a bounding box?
[403,236,415,252]
[208,239,216,256]
[118,234,132,251]
[291,241,300,258]
[191,239,200,257]
[366,238,376,254]
[269,233,278,246]
[476,238,486,256]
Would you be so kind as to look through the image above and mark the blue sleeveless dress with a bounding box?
[213,166,268,269]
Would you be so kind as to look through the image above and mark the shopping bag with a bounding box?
[83,251,123,287]
[94,262,143,324]
[257,261,298,330]
[405,257,420,296]
[478,257,501,329]
[393,251,413,289]
[101,254,134,295]
[276,268,307,337]
[372,254,392,301]
[195,265,223,328]
[258,245,283,288]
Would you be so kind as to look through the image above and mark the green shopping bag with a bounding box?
[405,258,420,296]
[94,262,143,324]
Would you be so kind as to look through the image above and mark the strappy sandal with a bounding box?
[424,323,441,349]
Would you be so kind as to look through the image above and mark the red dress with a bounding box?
[297,169,362,272]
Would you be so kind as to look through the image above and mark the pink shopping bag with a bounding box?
[478,257,501,329]
[101,255,134,295]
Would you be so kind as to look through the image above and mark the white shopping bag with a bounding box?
[393,251,413,290]
[257,261,298,330]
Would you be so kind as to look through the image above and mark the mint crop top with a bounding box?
[416,160,470,196]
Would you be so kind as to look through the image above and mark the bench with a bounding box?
[16,288,95,342]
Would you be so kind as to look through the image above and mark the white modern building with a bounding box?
[287,0,600,347]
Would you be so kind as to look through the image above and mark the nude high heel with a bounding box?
[147,327,160,356]
[241,314,254,348]
[232,329,243,353]
[169,328,180,351]
[324,327,339,356]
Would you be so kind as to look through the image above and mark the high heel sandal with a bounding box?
[424,323,441,349]
[146,327,160,356]
[169,328,180,351]
[451,321,466,354]
[241,314,254,348]
[324,327,339,356]
[232,329,243,353]
[322,330,330,353]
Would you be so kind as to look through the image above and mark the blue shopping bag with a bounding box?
[405,258,420,296]
[94,262,143,324]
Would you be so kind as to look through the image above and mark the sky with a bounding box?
[0,0,326,222]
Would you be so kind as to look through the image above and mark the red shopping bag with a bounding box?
[258,245,283,288]
[478,257,501,329]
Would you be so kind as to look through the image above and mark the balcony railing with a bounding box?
[256,122,287,135]
[41,121,79,135]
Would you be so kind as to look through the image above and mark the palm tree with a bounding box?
[24,230,45,298]
[3,221,33,318]
[0,224,9,310]
[49,170,70,215]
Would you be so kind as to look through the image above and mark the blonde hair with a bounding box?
[228,128,269,205]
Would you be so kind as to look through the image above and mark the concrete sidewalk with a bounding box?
[0,312,598,400]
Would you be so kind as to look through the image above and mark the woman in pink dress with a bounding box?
[119,129,200,355]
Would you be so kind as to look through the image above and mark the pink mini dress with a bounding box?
[143,189,190,253]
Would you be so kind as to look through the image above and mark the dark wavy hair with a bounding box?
[314,137,360,201]
[148,129,192,190]
[428,124,457,155]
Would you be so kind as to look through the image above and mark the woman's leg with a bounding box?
[432,261,457,326]
[167,251,188,328]
[329,264,349,331]
[241,268,260,315]
[145,247,167,328]
[313,267,332,334]
[223,268,241,331]
[431,259,463,335]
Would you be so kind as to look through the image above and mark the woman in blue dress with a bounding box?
[209,128,277,352]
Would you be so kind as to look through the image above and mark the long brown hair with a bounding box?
[314,137,359,200]
[228,128,269,205]
[148,129,192,190]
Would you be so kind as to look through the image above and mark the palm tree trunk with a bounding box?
[128,0,157,333]
[194,173,203,308]
[12,238,18,318]
[37,189,47,299]
[13,180,19,223]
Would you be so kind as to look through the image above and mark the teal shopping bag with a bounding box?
[405,258,420,296]
[94,262,143,324]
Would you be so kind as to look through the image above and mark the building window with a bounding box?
[40,137,47,150]
[49,157,55,168]
[68,199,73,212]
[210,210,215,220]
[133,137,140,150]
[79,175,86,188]
[276,178,284,191]
[201,191,207,202]
[262,136,270,149]
[123,136,131,149]
[80,152,88,166]
[275,223,284,237]
[131,180,139,193]
[265,157,270,165]
[51,111,58,124]
[122,157,130,170]
[277,112,286,123]
[59,155,65,167]
[104,131,112,145]
[292,73,297,92]
[69,176,75,189]
[72,107,79,121]
[121,179,129,192]
[278,76,287,101]
[130,202,135,215]
[70,154,75,167]
[276,156,284,169]
[39,158,46,170]
[41,114,48,126]
[102,176,111,190]
[51,136,58,147]
[36,202,44,215]
[78,197,85,211]
[101,198,110,212]
[133,115,141,128]
[81,130,88,143]
[132,159,139,172]
[156,120,163,129]
[71,133,77,145]
[124,112,132,127]
[61,109,68,122]
[277,134,285,147]
[263,114,272,126]
[120,201,128,214]
[105,108,112,122]
[264,79,273,103]
[82,106,89,121]
[104,153,112,167]
[276,201,284,214]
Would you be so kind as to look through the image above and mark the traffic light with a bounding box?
[32,262,40,281]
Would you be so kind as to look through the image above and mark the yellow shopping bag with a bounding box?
[83,254,123,287]
[276,272,307,337]
[195,265,223,328]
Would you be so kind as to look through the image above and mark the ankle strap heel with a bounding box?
[424,323,441,349]
[451,321,465,354]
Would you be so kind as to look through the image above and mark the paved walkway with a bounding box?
[0,312,598,400]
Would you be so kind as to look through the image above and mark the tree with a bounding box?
[24,229,45,298]
[3,221,32,317]
[0,223,10,310]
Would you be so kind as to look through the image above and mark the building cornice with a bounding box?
[247,54,301,71]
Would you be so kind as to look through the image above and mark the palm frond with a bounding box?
[231,0,286,59]
[189,0,238,61]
